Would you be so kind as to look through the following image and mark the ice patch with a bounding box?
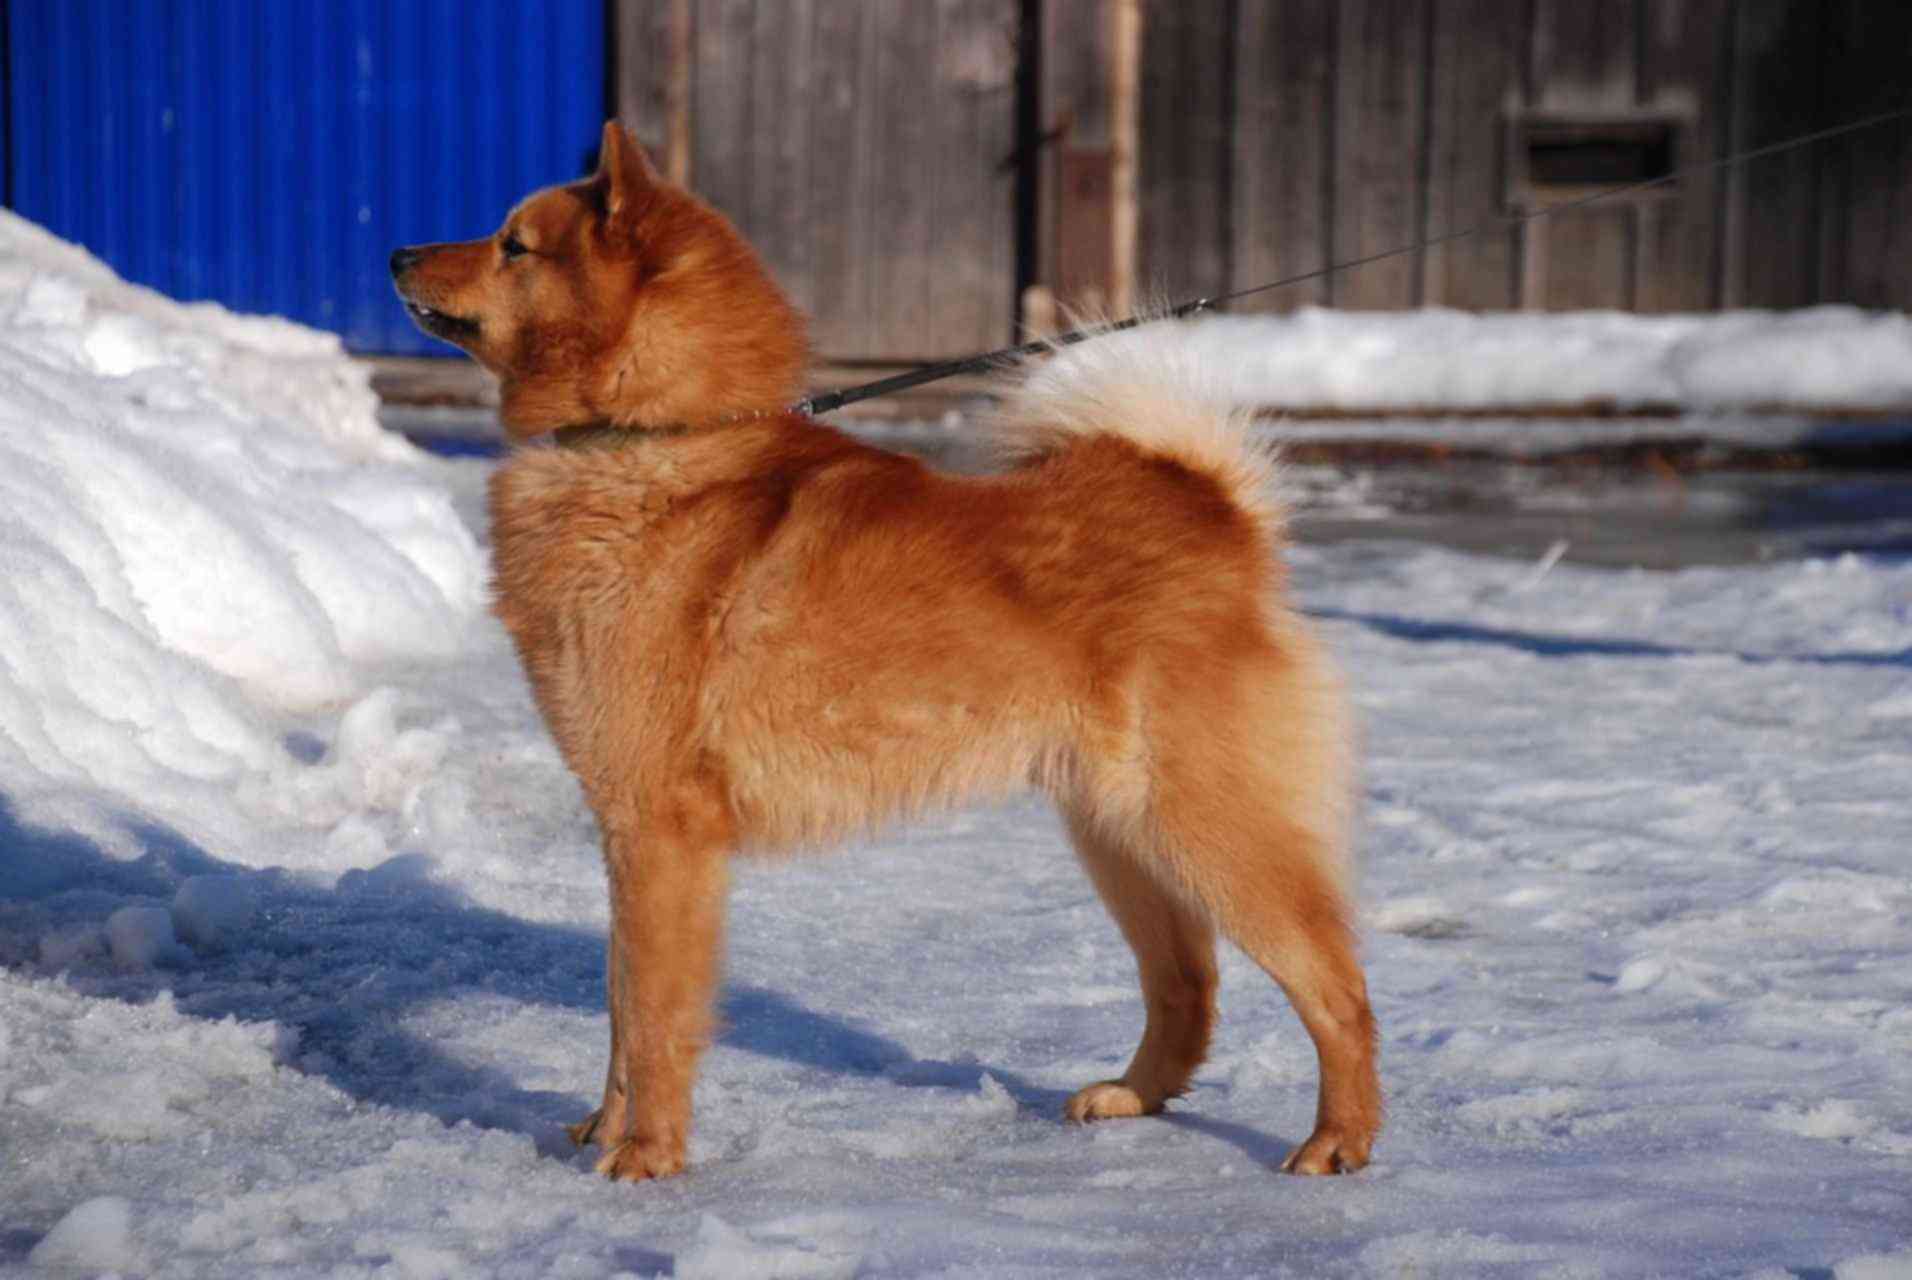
[1867,682,1912,719]
[386,1242,470,1280]
[1453,1087,1587,1136]
[1770,1099,1874,1142]
[1371,896,1471,939]
[676,1214,864,1280]
[1760,873,1901,914]
[965,1070,1017,1117]
[28,1195,137,1272]
[1357,1228,1555,1277]
[1837,1250,1912,1280]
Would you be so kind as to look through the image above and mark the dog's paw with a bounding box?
[1279,1125,1372,1175]
[566,1109,606,1148]
[568,1088,631,1149]
[594,1136,686,1182]
[1064,1080,1159,1123]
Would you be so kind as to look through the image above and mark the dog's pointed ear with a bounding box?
[596,120,660,223]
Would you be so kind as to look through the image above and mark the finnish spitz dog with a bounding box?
[391,121,1379,1181]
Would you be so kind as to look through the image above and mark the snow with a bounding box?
[102,905,178,971]
[0,208,485,867]
[1182,305,1912,413]
[2,213,1909,1277]
[170,875,257,952]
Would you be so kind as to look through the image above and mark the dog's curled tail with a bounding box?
[987,321,1284,538]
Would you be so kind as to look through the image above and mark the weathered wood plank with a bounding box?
[1231,0,1337,312]
[673,0,1017,360]
[1540,207,1633,310]
[1726,0,1829,308]
[804,1,876,355]
[1528,0,1636,309]
[1039,0,1111,313]
[1138,0,1232,304]
[1634,0,1732,313]
[1054,148,1114,311]
[1529,0,1634,108]
[1422,0,1526,310]
[611,0,679,162]
[1332,0,1430,309]
[1817,0,1912,309]
[930,0,1020,347]
[690,0,754,222]
[1108,0,1141,315]
[743,0,816,318]
[829,0,1016,358]
[864,3,936,350]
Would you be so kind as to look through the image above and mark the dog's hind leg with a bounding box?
[1061,805,1221,1122]
[587,783,731,1182]
[1145,644,1382,1175]
[1207,841,1379,1175]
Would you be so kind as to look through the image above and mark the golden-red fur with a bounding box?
[392,121,1381,1181]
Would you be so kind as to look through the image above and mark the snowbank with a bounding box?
[1178,305,1912,413]
[0,209,486,863]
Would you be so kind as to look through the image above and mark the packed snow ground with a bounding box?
[1,212,1909,1278]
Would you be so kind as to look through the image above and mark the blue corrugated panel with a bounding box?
[5,1,605,355]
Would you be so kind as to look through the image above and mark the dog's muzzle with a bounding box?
[389,246,480,340]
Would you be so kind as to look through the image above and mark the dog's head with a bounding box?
[391,121,807,440]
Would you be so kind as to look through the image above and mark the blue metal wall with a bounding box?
[5,1,605,355]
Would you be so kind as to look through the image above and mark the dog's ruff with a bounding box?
[392,120,1382,1183]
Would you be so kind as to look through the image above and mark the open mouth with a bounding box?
[402,300,481,341]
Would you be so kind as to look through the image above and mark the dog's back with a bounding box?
[490,359,1332,854]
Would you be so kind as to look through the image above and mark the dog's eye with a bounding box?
[501,234,529,260]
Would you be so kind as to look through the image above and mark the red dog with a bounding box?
[392,121,1380,1181]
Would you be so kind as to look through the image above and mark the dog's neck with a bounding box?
[550,408,791,451]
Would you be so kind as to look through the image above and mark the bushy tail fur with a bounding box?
[986,320,1285,539]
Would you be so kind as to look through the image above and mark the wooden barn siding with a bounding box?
[611,1,1912,363]
[617,0,1019,362]
[1039,0,1120,310]
[1142,0,1912,314]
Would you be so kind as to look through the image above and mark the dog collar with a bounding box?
[550,408,789,451]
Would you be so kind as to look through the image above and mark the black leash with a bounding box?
[793,296,1211,417]
[793,104,1912,419]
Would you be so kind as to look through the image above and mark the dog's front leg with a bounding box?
[590,793,731,1182]
[566,933,628,1148]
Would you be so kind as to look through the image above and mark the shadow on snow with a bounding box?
[0,794,1306,1179]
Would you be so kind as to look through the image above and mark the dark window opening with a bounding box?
[1507,117,1683,208]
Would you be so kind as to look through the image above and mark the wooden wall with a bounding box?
[616,0,1020,361]
[1142,0,1912,314]
[614,1,1912,362]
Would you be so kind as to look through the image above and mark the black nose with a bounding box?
[389,247,423,277]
